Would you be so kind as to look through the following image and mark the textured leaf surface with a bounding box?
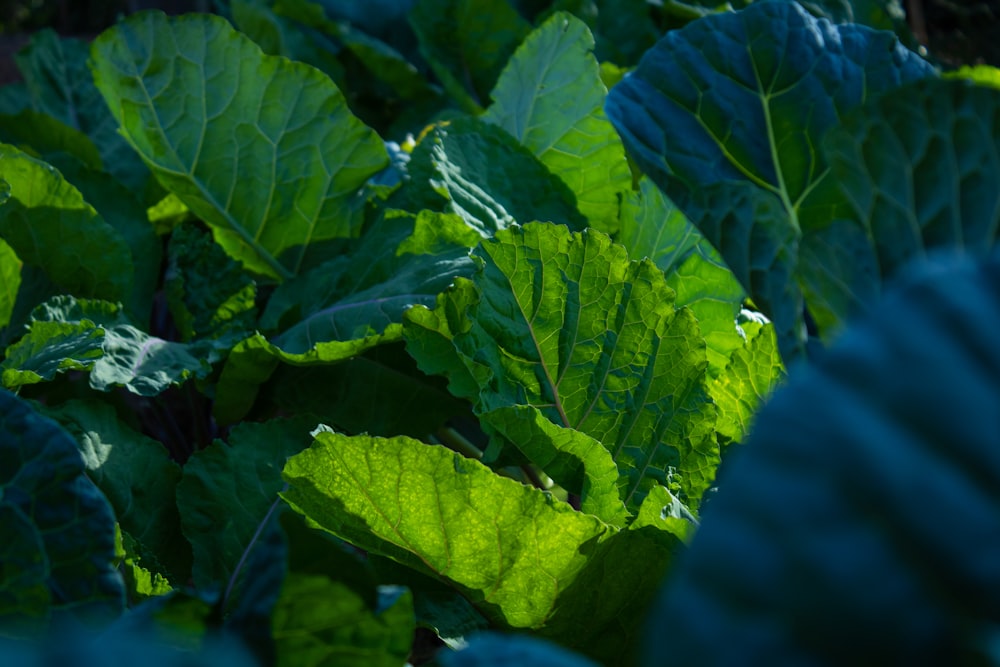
[801,78,1000,333]
[619,176,747,373]
[0,145,133,302]
[91,11,389,280]
[41,399,188,582]
[176,418,316,591]
[458,222,718,509]
[644,251,1000,665]
[0,236,18,330]
[482,405,628,526]
[3,296,215,396]
[282,431,678,665]
[605,1,935,359]
[0,389,124,634]
[483,12,630,233]
[406,117,588,236]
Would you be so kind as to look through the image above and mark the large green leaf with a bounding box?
[409,0,530,112]
[0,389,124,635]
[0,236,18,331]
[454,222,718,509]
[90,11,389,280]
[176,418,316,591]
[605,0,935,359]
[643,250,1000,664]
[405,117,588,236]
[40,399,188,582]
[800,77,1000,333]
[482,12,630,234]
[282,431,680,665]
[0,145,133,303]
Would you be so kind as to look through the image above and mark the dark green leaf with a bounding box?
[0,388,124,635]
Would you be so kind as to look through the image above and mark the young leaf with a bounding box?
[90,11,389,280]
[0,389,124,635]
[405,117,588,236]
[483,12,631,234]
[644,250,1000,665]
[458,222,718,509]
[0,145,134,303]
[605,0,935,359]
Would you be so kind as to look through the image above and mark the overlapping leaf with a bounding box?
[483,12,630,233]
[645,251,1000,665]
[415,222,718,509]
[0,145,133,303]
[0,235,18,331]
[90,11,389,280]
[282,431,680,665]
[0,389,124,635]
[605,0,935,359]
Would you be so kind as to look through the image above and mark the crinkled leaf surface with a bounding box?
[0,389,124,634]
[90,11,389,280]
[800,77,1000,333]
[282,431,679,665]
[605,0,935,359]
[176,417,316,591]
[40,399,188,582]
[410,0,530,112]
[619,176,748,373]
[644,251,1000,665]
[481,405,628,526]
[457,222,718,509]
[4,296,215,396]
[0,145,133,303]
[483,12,630,234]
[406,117,588,236]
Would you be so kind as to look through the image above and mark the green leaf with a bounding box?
[707,317,784,445]
[410,0,530,112]
[262,210,476,354]
[0,144,134,303]
[946,64,1000,90]
[14,29,150,196]
[619,176,747,373]
[165,224,257,342]
[801,78,1000,334]
[0,110,103,170]
[176,417,317,591]
[40,399,189,582]
[0,236,18,331]
[551,0,660,66]
[442,632,599,667]
[644,250,1000,665]
[483,12,630,234]
[406,117,589,236]
[481,405,628,526]
[605,0,935,360]
[282,431,679,664]
[0,389,124,635]
[458,222,718,510]
[90,11,389,280]
[3,296,216,396]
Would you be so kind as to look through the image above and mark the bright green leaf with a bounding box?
[483,12,630,234]
[0,235,21,332]
[90,11,389,280]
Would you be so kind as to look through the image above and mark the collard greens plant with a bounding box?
[0,0,998,665]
